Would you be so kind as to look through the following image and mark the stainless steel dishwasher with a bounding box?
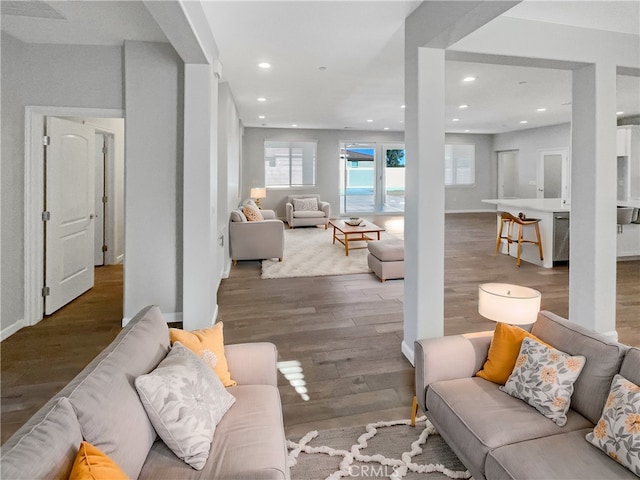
[553,213,570,263]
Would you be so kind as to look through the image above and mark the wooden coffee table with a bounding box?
[329,219,385,256]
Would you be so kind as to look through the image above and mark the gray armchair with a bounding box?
[285,194,330,229]
[229,204,284,264]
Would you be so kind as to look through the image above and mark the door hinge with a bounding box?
[43,136,51,146]
[42,286,50,297]
[102,145,108,155]
[102,245,108,253]
[102,195,108,204]
[42,211,51,221]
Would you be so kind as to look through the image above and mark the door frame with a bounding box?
[24,106,124,326]
[536,148,569,200]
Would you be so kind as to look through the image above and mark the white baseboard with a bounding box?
[1,318,28,341]
[401,340,415,366]
[445,209,495,214]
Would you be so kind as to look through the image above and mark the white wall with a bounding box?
[493,123,571,198]
[123,41,183,323]
[243,127,404,217]
[445,133,494,211]
[0,32,123,336]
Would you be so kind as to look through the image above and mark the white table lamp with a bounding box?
[250,187,267,208]
[478,283,541,325]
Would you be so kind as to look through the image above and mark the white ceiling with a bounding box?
[2,0,639,134]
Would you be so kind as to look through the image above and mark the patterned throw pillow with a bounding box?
[135,343,236,470]
[585,374,640,476]
[243,203,263,221]
[293,197,318,211]
[500,337,586,427]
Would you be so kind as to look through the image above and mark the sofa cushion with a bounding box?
[620,347,640,385]
[367,241,404,262]
[293,197,318,211]
[293,209,326,218]
[170,322,237,387]
[243,204,264,221]
[531,311,627,424]
[485,428,637,480]
[1,397,83,480]
[426,377,593,478]
[476,323,547,385]
[62,305,171,479]
[138,384,288,480]
[135,343,236,470]
[585,374,640,476]
[69,441,128,480]
[500,337,585,427]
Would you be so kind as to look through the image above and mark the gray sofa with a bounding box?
[1,306,289,480]
[415,310,638,480]
[230,203,285,264]
[285,194,330,229]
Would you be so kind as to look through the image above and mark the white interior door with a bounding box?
[537,149,567,199]
[497,150,519,198]
[94,133,105,266]
[45,117,96,314]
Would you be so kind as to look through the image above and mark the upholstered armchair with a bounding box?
[285,194,330,229]
[229,201,285,264]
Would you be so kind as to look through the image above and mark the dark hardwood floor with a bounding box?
[2,212,638,443]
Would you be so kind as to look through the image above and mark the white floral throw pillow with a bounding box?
[135,342,236,470]
[585,374,640,476]
[500,337,585,427]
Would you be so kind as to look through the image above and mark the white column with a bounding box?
[569,62,618,337]
[402,47,446,364]
[183,64,218,330]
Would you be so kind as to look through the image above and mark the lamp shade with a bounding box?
[250,187,267,199]
[478,283,541,325]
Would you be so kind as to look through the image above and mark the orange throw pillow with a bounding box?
[476,322,548,385]
[169,322,236,387]
[69,441,128,480]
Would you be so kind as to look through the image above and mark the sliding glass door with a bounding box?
[339,142,405,214]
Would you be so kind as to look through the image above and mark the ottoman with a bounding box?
[367,240,405,282]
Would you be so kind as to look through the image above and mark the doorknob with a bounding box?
[89,214,95,219]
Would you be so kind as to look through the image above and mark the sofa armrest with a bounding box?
[225,342,278,387]
[285,202,294,225]
[261,209,276,219]
[318,201,330,218]
[414,331,492,412]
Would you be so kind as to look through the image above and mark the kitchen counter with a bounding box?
[482,198,570,212]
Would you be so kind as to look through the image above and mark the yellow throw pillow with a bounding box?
[476,322,547,385]
[69,441,128,480]
[169,322,237,387]
[243,204,263,222]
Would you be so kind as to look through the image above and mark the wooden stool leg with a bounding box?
[506,220,513,254]
[495,219,505,254]
[516,224,523,267]
[535,222,544,260]
[410,395,419,427]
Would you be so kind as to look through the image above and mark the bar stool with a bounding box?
[495,212,544,267]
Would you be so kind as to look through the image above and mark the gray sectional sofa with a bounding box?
[415,310,639,480]
[1,306,289,480]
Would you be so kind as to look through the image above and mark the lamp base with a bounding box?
[254,198,262,209]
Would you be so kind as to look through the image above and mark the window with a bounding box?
[264,141,316,187]
[445,144,475,186]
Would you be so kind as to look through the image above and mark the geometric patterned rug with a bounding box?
[287,417,471,480]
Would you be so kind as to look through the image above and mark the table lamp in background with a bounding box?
[478,283,541,325]
[250,187,267,208]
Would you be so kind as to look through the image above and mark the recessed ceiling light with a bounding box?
[464,129,470,133]
[258,115,266,119]
[400,120,404,123]
[536,107,547,112]
[458,104,469,109]
[258,62,271,69]
[617,111,625,115]
[520,120,528,124]
[452,118,460,122]
[384,127,389,130]
[463,76,476,82]
[257,97,266,102]
[366,119,373,123]
[400,105,406,109]
[291,124,298,127]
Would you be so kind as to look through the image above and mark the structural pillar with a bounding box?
[569,62,618,337]
[402,46,446,364]
[183,64,219,330]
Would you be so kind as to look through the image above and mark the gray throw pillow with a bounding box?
[293,197,318,211]
[135,342,236,470]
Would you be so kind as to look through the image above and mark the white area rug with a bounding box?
[287,416,470,480]
[261,226,396,279]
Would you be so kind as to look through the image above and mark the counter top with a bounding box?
[618,199,640,209]
[482,198,570,213]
